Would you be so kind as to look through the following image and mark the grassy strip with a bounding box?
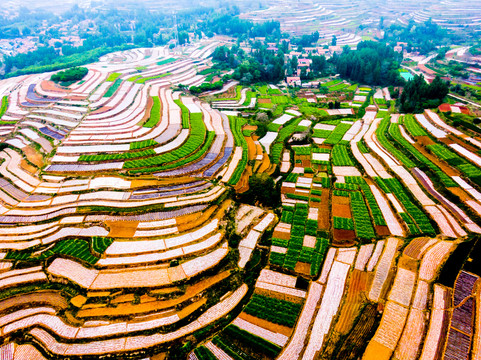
[244,294,302,327]
[103,79,122,97]
[130,139,157,150]
[129,131,215,174]
[0,96,8,119]
[332,144,354,166]
[389,122,457,187]
[212,85,243,102]
[174,99,191,129]
[79,149,155,162]
[350,192,376,239]
[333,216,354,230]
[6,237,113,265]
[124,113,206,170]
[144,96,161,128]
[270,118,302,164]
[3,44,134,79]
[136,73,171,84]
[223,325,282,358]
[228,116,248,185]
[157,58,177,66]
[106,72,121,82]
[376,115,416,168]
[324,122,352,145]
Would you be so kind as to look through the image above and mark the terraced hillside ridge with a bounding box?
[1,38,481,360]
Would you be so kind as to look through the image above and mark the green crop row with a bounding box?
[7,237,113,265]
[0,96,8,119]
[212,335,248,360]
[130,131,216,174]
[333,190,350,197]
[224,325,282,358]
[124,112,206,170]
[384,178,435,235]
[103,79,122,97]
[329,83,348,92]
[105,72,120,82]
[323,79,342,87]
[130,139,157,150]
[312,128,333,138]
[144,96,161,128]
[285,173,299,183]
[79,149,155,162]
[332,145,354,166]
[389,122,457,187]
[376,116,416,167]
[359,183,387,226]
[293,146,311,155]
[228,116,248,185]
[350,192,376,239]
[323,123,352,145]
[134,73,171,84]
[428,143,481,185]
[174,99,190,129]
[193,347,217,360]
[333,216,354,230]
[335,183,358,190]
[157,58,177,66]
[244,294,302,327]
[403,115,428,136]
[271,119,302,164]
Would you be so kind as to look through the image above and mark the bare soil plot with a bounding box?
[23,146,44,168]
[77,270,231,318]
[106,221,139,237]
[334,270,371,334]
[239,312,292,337]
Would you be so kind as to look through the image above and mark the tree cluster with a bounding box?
[398,75,449,113]
[238,173,279,208]
[212,45,285,84]
[198,14,280,40]
[383,19,452,55]
[189,81,223,95]
[51,67,88,84]
[332,41,404,86]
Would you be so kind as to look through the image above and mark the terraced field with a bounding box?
[1,40,481,360]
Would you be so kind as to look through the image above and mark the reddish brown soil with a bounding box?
[0,291,68,313]
[416,136,436,146]
[243,125,257,131]
[447,187,471,201]
[334,270,370,334]
[295,262,311,276]
[258,98,272,104]
[403,237,432,260]
[413,143,459,176]
[239,312,292,336]
[78,271,230,318]
[273,230,290,240]
[447,134,479,153]
[375,225,390,237]
[20,160,37,174]
[23,146,43,167]
[332,203,352,218]
[41,80,69,93]
[254,288,304,304]
[106,221,139,238]
[332,195,350,206]
[318,190,330,230]
[245,136,257,161]
[333,229,356,245]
